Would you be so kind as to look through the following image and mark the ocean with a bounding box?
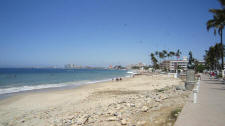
[0,68,129,95]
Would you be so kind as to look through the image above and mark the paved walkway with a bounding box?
[175,74,225,126]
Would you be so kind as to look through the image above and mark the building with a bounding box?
[108,65,113,69]
[169,60,188,72]
[160,57,188,72]
[198,61,205,65]
[126,62,147,70]
[64,64,81,69]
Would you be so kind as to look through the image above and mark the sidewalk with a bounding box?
[175,74,225,126]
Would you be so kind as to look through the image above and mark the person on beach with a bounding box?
[209,71,215,79]
[209,71,212,79]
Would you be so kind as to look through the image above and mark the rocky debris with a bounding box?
[130,103,135,107]
[118,100,127,104]
[137,121,146,126]
[107,109,114,115]
[176,85,185,90]
[106,116,118,121]
[141,106,148,112]
[21,119,25,123]
[76,115,89,125]
[167,122,173,126]
[34,84,190,126]
[126,103,135,107]
[121,119,127,125]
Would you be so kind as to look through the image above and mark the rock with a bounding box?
[145,95,150,98]
[154,120,159,123]
[130,103,135,107]
[113,112,118,116]
[21,119,25,123]
[107,109,114,115]
[155,98,161,102]
[118,100,127,104]
[137,121,146,126]
[141,106,148,112]
[66,115,74,120]
[87,117,95,123]
[176,85,184,90]
[106,117,118,121]
[117,113,122,120]
[121,119,127,125]
[76,115,89,125]
[167,122,173,126]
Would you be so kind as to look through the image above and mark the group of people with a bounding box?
[209,71,217,79]
[112,77,122,81]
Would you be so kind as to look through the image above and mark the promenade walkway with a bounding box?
[175,74,225,126]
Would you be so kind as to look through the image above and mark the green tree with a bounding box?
[150,53,159,69]
[169,51,175,60]
[159,51,164,63]
[207,0,225,70]
[175,49,181,60]
[131,66,140,69]
[195,64,206,73]
[204,43,225,70]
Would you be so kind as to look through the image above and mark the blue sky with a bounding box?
[0,0,222,67]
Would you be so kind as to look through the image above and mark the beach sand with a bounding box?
[0,74,190,126]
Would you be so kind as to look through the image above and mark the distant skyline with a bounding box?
[0,0,223,67]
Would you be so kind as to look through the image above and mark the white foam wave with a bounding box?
[0,79,115,95]
[0,76,128,95]
[86,79,112,84]
[126,71,137,74]
[0,84,67,95]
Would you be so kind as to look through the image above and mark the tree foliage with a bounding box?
[150,53,159,69]
[150,49,181,70]
[207,0,225,70]
[204,43,225,70]
[175,49,181,59]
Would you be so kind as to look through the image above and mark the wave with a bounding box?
[0,78,124,95]
[126,71,137,74]
[86,79,112,84]
[0,84,67,95]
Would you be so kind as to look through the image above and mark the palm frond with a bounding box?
[219,0,225,8]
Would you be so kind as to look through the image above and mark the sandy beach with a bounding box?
[0,74,191,126]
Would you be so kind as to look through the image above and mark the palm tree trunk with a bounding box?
[221,28,224,70]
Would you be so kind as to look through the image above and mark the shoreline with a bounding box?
[0,74,134,104]
[0,74,131,100]
[0,74,190,126]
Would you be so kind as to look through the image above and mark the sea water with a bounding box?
[0,68,129,95]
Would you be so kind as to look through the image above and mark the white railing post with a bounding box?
[193,79,200,103]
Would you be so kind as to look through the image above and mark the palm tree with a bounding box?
[207,0,225,70]
[154,51,159,61]
[175,49,181,60]
[204,43,225,70]
[204,45,218,70]
[162,50,168,60]
[159,51,164,62]
[150,53,158,69]
[167,53,171,60]
[169,51,175,60]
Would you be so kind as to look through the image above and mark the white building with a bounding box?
[160,57,188,72]
[169,60,188,71]
[64,64,78,69]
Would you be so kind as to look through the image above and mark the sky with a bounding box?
[0,0,223,67]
